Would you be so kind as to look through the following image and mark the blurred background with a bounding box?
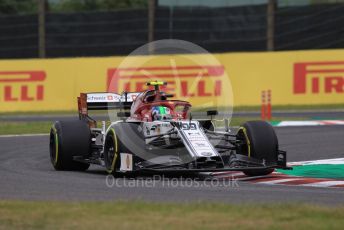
[0,0,343,58]
[1,0,344,132]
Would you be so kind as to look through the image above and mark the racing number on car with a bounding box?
[181,123,197,130]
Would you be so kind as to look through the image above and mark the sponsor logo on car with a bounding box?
[194,142,207,147]
[120,153,133,171]
[0,71,46,102]
[181,123,197,130]
[188,132,201,136]
[294,61,344,94]
[86,93,121,102]
[145,126,151,136]
[200,152,213,157]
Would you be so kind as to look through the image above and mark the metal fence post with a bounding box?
[38,0,46,58]
[169,5,174,39]
[148,0,156,54]
[267,0,275,51]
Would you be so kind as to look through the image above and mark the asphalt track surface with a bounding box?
[0,125,344,205]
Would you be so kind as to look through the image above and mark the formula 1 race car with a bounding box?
[49,81,288,176]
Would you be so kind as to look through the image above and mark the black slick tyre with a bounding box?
[50,120,91,171]
[237,120,278,176]
[104,122,143,176]
[104,128,121,175]
[199,120,215,131]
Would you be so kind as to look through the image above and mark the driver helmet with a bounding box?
[151,106,172,120]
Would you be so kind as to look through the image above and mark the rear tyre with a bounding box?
[50,120,91,171]
[237,121,278,176]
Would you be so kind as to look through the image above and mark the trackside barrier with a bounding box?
[0,49,344,112]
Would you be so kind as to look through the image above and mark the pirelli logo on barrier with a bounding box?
[294,61,344,94]
[107,66,224,98]
[0,71,46,102]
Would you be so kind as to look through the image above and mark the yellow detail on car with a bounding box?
[107,128,118,174]
[238,127,251,158]
[52,126,59,165]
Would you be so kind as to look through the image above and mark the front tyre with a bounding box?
[199,120,215,131]
[104,123,143,176]
[237,121,278,176]
[104,128,120,174]
[50,120,91,171]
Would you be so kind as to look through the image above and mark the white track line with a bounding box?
[275,120,344,127]
[256,178,301,185]
[302,181,344,187]
[289,158,344,166]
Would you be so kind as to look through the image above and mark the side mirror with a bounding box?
[117,111,130,118]
[207,110,218,116]
[164,94,174,98]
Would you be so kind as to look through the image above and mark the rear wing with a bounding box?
[77,92,140,119]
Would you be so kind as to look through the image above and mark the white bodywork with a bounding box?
[143,120,219,158]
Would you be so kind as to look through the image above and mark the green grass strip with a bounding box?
[0,201,344,230]
[0,122,52,135]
